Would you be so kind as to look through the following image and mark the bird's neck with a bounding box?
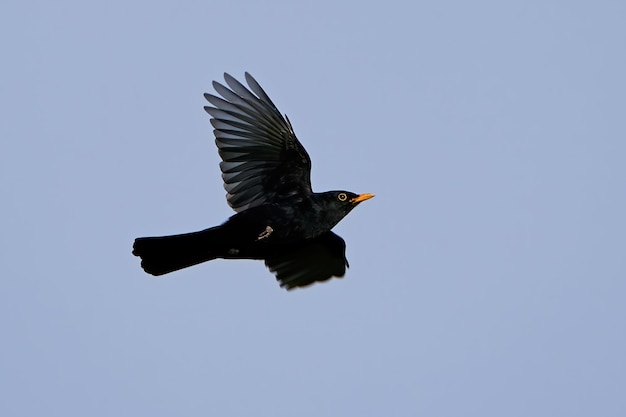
[297,195,345,235]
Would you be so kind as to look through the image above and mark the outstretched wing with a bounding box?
[265,232,349,290]
[204,73,312,212]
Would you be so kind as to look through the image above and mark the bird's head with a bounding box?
[312,191,375,228]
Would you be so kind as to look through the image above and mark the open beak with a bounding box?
[350,193,375,204]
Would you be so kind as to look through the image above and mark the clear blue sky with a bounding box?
[2,1,625,416]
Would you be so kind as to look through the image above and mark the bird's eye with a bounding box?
[337,193,347,201]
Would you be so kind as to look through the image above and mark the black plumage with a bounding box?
[132,73,373,289]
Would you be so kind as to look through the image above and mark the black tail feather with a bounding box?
[132,227,221,276]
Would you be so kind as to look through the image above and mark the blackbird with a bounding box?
[132,73,374,289]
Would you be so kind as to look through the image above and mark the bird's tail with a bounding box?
[132,227,222,276]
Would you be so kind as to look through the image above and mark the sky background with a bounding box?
[2,0,625,416]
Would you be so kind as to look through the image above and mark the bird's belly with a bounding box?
[217,204,330,259]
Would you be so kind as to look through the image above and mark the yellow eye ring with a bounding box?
[338,193,347,201]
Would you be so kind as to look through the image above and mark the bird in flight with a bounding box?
[132,73,374,290]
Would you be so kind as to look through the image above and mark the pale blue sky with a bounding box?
[2,1,625,416]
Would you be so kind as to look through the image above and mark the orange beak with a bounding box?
[350,193,375,204]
